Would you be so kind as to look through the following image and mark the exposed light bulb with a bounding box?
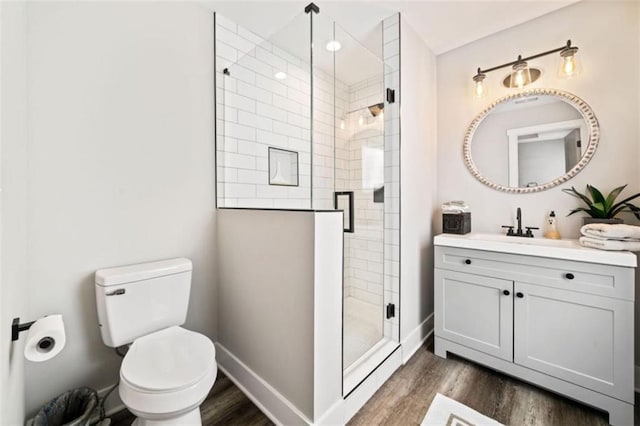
[514,70,525,88]
[358,116,364,126]
[340,119,345,130]
[558,42,580,79]
[274,71,287,80]
[509,60,531,89]
[563,57,575,75]
[325,40,342,52]
[561,55,578,77]
[472,70,487,99]
[474,80,485,98]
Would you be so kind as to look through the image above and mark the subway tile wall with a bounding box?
[311,67,347,210]
[342,76,385,310]
[216,13,310,208]
[216,13,345,209]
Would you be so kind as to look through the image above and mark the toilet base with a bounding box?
[131,407,202,426]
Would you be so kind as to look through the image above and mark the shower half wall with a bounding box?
[214,7,401,423]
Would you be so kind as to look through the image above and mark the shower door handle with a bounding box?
[386,303,395,319]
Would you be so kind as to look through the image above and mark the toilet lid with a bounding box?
[121,326,216,392]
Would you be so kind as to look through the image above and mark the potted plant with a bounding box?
[562,184,640,225]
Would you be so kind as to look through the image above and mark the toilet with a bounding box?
[94,258,216,426]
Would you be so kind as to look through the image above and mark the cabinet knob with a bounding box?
[503,290,510,296]
[464,259,472,265]
[565,273,575,280]
[516,292,524,298]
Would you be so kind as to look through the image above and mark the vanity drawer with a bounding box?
[435,246,635,301]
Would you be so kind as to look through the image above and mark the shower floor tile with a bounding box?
[344,296,383,369]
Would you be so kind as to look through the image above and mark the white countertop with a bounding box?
[434,233,638,267]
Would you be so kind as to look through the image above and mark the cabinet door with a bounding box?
[513,282,634,402]
[435,269,513,361]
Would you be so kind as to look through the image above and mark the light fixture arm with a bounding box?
[477,40,575,75]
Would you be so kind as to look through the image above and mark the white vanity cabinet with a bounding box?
[434,234,637,426]
[435,269,513,361]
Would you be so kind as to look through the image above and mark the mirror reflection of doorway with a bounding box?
[507,119,586,187]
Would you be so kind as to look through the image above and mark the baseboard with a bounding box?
[215,342,403,425]
[635,365,640,393]
[215,343,311,425]
[400,313,434,364]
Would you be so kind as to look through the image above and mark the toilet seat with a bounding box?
[121,326,215,392]
[119,326,217,418]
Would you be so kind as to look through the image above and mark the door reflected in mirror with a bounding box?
[509,118,586,188]
[464,89,599,193]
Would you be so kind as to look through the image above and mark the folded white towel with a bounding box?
[442,201,470,213]
[577,233,640,242]
[580,223,640,240]
[442,207,469,214]
[579,236,640,251]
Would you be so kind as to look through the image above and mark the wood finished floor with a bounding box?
[112,337,638,425]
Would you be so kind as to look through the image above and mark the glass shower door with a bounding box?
[316,18,399,394]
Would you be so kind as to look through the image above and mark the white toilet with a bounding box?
[94,258,216,426]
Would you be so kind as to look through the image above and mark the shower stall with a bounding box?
[215,3,400,406]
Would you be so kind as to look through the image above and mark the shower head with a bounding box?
[367,103,384,117]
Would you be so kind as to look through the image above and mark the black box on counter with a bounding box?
[442,212,471,234]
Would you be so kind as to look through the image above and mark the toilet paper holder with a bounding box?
[11,317,35,342]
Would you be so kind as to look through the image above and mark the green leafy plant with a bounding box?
[562,184,640,219]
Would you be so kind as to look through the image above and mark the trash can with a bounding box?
[33,387,98,426]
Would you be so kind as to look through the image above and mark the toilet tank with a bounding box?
[95,258,192,347]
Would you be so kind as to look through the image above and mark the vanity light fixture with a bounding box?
[509,58,532,89]
[473,70,487,98]
[558,41,581,78]
[472,40,580,98]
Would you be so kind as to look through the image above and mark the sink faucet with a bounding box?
[502,207,539,237]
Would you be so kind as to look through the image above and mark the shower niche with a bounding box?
[215,5,401,422]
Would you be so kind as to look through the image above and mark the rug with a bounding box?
[421,393,504,426]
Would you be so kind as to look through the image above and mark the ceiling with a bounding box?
[204,0,580,56]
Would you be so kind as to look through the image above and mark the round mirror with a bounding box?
[463,89,599,193]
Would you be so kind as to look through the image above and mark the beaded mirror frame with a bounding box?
[463,88,599,193]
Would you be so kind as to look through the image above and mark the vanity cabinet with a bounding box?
[434,238,636,426]
[513,281,632,401]
[435,269,513,361]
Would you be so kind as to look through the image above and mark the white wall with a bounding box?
[437,1,639,361]
[217,209,315,419]
[0,2,28,423]
[399,18,438,359]
[18,2,217,415]
[437,1,639,235]
[518,139,566,187]
[216,209,343,422]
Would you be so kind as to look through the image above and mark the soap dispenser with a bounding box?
[544,211,561,240]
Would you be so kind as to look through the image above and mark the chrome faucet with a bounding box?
[502,207,539,237]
